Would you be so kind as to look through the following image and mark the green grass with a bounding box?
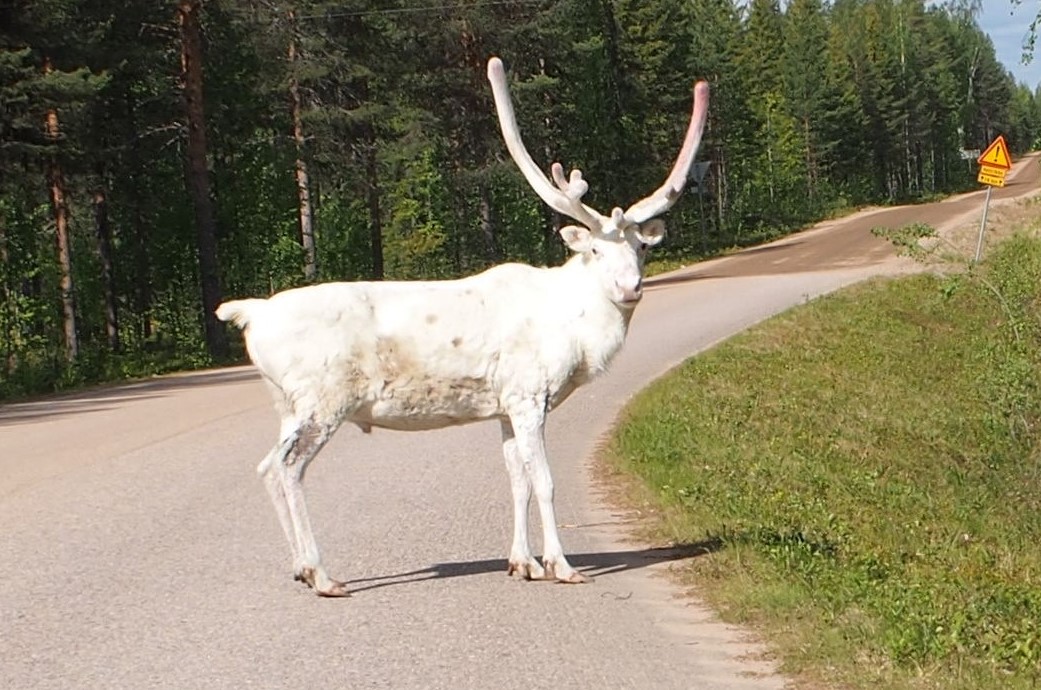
[607,235,1041,689]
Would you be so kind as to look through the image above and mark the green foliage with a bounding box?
[608,235,1041,688]
[384,147,452,279]
[870,221,937,259]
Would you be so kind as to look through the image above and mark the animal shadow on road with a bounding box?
[345,541,721,594]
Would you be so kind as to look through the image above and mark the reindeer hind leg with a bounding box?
[276,419,350,597]
[257,437,301,577]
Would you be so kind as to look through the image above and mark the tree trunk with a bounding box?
[478,184,498,263]
[364,138,383,280]
[288,11,317,282]
[0,218,16,375]
[48,164,77,363]
[43,58,78,363]
[765,104,776,204]
[904,119,913,195]
[716,145,729,243]
[914,140,924,194]
[92,178,119,352]
[131,188,152,341]
[178,0,227,359]
[804,116,817,203]
[122,88,152,341]
[450,177,463,274]
[539,57,562,266]
[595,0,630,201]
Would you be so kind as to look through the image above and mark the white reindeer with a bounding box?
[217,57,709,597]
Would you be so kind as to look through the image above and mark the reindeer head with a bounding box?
[487,57,709,307]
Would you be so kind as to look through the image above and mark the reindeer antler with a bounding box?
[623,80,710,224]
[488,57,710,231]
[487,57,607,231]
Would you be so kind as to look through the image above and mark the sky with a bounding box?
[977,1,1041,89]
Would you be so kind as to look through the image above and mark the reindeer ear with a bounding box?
[636,219,666,246]
[560,225,594,253]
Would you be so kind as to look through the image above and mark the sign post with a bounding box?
[974,186,992,263]
[973,135,1012,262]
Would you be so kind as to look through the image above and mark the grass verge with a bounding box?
[606,235,1041,689]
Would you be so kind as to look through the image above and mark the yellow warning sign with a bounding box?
[978,166,1007,187]
[977,135,1012,170]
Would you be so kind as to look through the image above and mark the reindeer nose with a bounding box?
[617,278,643,303]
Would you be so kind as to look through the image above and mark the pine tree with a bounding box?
[1,1,106,367]
[783,0,828,204]
[178,0,227,360]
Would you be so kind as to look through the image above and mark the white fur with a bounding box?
[217,57,709,596]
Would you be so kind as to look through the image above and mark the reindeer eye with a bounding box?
[590,247,601,257]
[639,242,648,251]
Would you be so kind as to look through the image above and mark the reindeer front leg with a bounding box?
[501,419,545,580]
[506,403,591,584]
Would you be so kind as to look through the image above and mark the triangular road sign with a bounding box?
[977,135,1012,170]
[691,161,712,184]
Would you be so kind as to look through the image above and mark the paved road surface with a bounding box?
[2,156,1038,689]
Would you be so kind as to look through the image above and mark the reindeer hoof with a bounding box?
[556,570,592,584]
[507,559,546,580]
[544,561,592,584]
[295,567,351,597]
[315,579,351,598]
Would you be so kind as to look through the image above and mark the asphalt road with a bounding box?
[2,156,1038,690]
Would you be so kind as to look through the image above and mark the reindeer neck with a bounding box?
[553,254,635,376]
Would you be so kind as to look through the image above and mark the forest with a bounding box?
[2,0,1040,398]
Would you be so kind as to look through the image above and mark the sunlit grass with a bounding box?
[607,235,1041,689]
